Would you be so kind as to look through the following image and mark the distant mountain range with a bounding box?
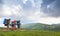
[21,23,60,31]
[21,23,50,29]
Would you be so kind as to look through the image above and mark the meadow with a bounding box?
[0,29,60,36]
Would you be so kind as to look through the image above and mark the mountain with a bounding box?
[21,23,60,31]
[21,23,50,30]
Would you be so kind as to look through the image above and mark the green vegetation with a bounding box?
[21,23,60,31]
[0,23,60,36]
[0,30,60,36]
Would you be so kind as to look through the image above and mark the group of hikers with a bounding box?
[3,18,21,30]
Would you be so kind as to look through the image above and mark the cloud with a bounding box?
[0,18,4,24]
[2,5,12,16]
[1,0,60,25]
[22,0,32,11]
[0,0,3,4]
[41,0,60,17]
[0,18,4,27]
[0,4,25,18]
[4,0,22,5]
[26,14,60,24]
[37,17,60,25]
[23,0,28,4]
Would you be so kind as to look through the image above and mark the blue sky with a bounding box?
[0,0,60,26]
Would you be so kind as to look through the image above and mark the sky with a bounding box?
[0,0,60,26]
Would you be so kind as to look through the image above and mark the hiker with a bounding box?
[3,19,10,30]
[11,20,16,30]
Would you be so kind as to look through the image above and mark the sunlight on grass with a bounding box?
[0,30,60,36]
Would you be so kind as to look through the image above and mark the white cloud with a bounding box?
[23,0,28,4]
[0,18,5,27]
[3,5,12,16]
[1,0,60,25]
[36,17,60,24]
[30,0,35,7]
[1,4,25,18]
[24,11,60,24]
[0,18,2,21]
[26,16,60,24]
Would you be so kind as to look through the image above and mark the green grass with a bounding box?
[0,30,60,36]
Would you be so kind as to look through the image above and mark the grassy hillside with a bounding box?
[32,23,49,29]
[21,23,50,30]
[21,23,60,31]
[0,30,60,36]
[21,23,36,28]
